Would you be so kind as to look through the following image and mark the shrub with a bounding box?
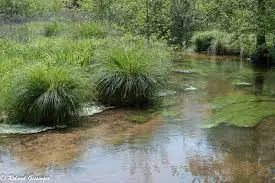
[75,23,107,38]
[192,30,222,52]
[93,36,170,107]
[1,65,92,126]
[210,38,241,56]
[192,31,244,56]
[44,22,61,37]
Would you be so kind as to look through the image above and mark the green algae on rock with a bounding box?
[205,94,275,128]
[125,111,153,124]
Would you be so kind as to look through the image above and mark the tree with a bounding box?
[197,0,275,65]
[170,0,197,46]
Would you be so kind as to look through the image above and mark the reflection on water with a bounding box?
[0,56,274,183]
[253,67,268,96]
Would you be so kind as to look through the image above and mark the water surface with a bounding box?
[0,56,275,183]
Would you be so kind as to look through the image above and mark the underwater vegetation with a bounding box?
[205,94,275,128]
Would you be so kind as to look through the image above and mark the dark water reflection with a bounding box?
[0,56,275,183]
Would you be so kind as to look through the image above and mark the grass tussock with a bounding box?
[44,22,61,37]
[93,36,170,107]
[1,65,92,126]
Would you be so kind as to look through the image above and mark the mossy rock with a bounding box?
[205,94,275,128]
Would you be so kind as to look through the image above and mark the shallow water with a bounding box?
[0,56,275,183]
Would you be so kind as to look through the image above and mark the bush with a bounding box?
[44,22,61,37]
[1,65,92,126]
[210,38,241,56]
[93,36,170,107]
[75,23,107,38]
[192,31,244,56]
[192,30,221,52]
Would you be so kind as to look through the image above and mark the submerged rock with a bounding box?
[172,69,193,74]
[233,82,252,87]
[184,85,198,91]
[176,84,198,91]
[157,90,177,97]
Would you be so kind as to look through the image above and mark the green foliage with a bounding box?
[210,36,241,56]
[92,36,170,107]
[0,0,35,18]
[192,31,222,52]
[171,0,198,46]
[192,31,258,56]
[81,0,114,21]
[44,22,61,37]
[1,65,91,126]
[205,94,275,128]
[238,34,257,57]
[75,23,107,38]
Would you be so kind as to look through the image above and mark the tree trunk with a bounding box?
[254,0,269,67]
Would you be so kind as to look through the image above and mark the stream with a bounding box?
[0,55,275,183]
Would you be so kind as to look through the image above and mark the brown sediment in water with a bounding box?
[82,109,162,145]
[187,153,270,182]
[8,130,86,171]
[256,116,275,131]
[5,109,162,170]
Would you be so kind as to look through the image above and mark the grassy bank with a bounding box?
[0,20,171,126]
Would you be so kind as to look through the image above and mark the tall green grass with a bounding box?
[0,20,172,126]
[75,23,107,38]
[92,36,170,107]
[0,65,92,126]
[0,37,97,66]
[44,22,61,37]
